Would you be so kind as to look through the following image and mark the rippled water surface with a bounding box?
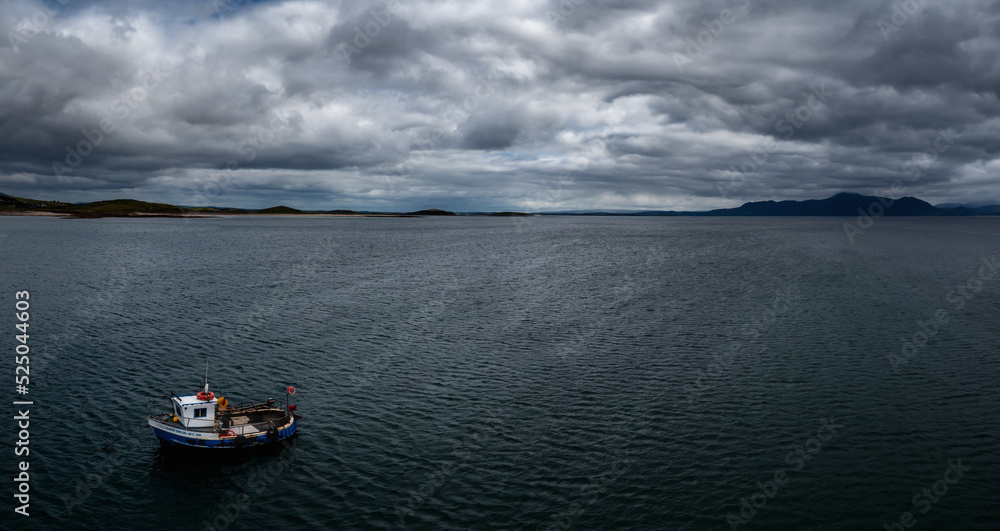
[3,215,1000,530]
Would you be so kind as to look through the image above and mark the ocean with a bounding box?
[2,215,999,530]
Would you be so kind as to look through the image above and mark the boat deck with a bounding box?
[149,406,294,437]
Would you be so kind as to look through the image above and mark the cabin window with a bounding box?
[194,408,208,418]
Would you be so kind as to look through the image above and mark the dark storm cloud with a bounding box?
[0,0,997,210]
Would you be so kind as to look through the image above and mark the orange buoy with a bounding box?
[218,396,228,408]
[197,391,215,401]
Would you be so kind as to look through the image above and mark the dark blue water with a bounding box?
[2,215,999,530]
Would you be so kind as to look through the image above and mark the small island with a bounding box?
[406,209,456,216]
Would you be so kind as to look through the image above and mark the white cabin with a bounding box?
[171,393,218,428]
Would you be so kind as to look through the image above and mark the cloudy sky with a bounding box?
[1,0,997,211]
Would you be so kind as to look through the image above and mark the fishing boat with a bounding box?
[147,379,301,450]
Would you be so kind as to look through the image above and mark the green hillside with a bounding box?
[254,205,303,214]
[1,193,184,214]
[0,193,70,210]
[63,199,186,214]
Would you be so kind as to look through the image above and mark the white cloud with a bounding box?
[0,0,998,210]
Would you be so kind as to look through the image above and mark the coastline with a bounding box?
[0,210,67,216]
[0,210,413,218]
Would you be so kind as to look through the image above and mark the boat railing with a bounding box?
[218,397,293,414]
[147,396,296,428]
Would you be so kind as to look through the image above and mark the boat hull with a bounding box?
[147,414,299,450]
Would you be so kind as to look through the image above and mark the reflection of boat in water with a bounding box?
[147,379,301,450]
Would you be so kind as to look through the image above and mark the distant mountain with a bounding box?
[697,192,956,216]
[936,200,1000,209]
[935,201,1000,214]
[971,205,1000,215]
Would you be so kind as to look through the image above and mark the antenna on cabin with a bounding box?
[204,359,209,394]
